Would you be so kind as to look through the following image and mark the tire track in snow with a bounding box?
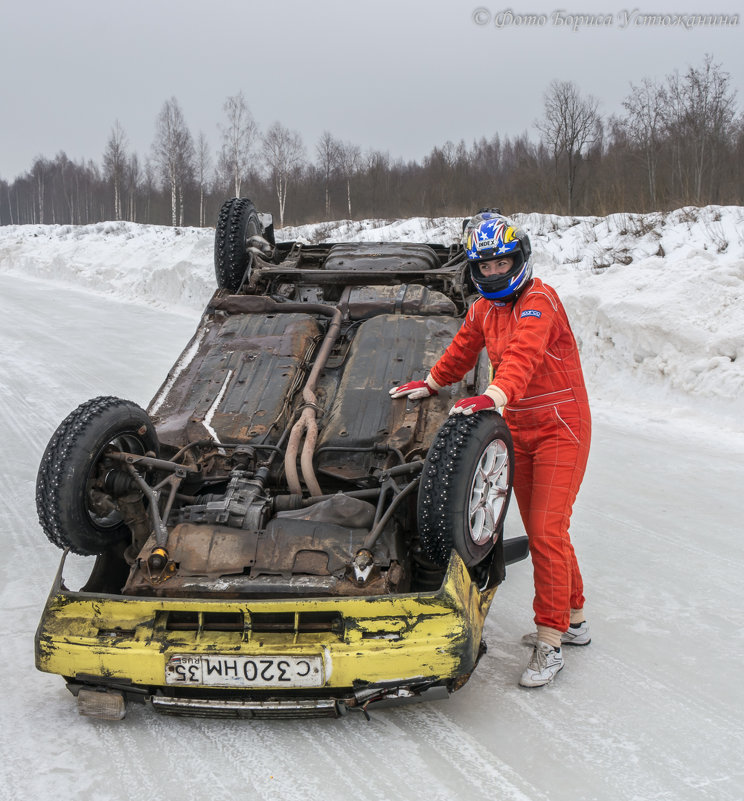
[191,712,421,801]
[395,704,550,801]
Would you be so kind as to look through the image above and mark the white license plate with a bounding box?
[165,654,324,688]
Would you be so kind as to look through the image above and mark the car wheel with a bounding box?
[417,413,513,568]
[36,396,159,555]
[214,197,262,292]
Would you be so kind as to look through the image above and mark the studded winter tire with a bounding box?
[214,197,262,292]
[417,413,514,568]
[36,396,159,555]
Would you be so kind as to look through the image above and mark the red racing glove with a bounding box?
[449,385,507,416]
[389,373,442,399]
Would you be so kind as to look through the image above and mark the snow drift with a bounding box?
[1,205,742,426]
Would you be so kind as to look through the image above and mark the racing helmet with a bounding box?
[465,214,532,301]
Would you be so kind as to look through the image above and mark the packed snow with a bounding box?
[0,206,742,801]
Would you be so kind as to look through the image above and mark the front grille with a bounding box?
[249,611,343,634]
[166,611,244,631]
[162,610,344,637]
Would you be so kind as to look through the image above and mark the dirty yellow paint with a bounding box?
[36,551,498,691]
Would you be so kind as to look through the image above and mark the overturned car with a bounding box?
[35,199,528,720]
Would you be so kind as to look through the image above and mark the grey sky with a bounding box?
[2,0,742,182]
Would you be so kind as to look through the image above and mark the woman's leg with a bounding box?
[509,403,591,634]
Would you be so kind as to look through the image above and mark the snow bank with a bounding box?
[0,221,214,315]
[1,206,742,421]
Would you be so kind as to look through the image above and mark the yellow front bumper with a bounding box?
[36,551,496,701]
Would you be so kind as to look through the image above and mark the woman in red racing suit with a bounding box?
[390,213,591,687]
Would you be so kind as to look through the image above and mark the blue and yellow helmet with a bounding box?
[465,214,532,301]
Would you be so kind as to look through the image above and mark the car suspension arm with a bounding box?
[363,475,421,552]
[124,465,170,548]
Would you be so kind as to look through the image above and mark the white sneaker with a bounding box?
[521,621,591,648]
[519,641,564,687]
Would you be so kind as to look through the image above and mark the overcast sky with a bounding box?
[2,0,742,182]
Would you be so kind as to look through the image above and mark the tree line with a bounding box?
[1,55,741,229]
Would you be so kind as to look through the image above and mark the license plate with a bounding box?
[165,654,324,688]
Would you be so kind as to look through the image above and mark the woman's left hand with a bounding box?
[449,385,507,415]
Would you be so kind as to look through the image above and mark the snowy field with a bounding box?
[0,207,743,801]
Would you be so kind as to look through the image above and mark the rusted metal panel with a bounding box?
[255,518,382,575]
[123,507,402,598]
[151,312,321,449]
[160,523,258,575]
[323,242,441,272]
[316,314,463,478]
[346,284,457,320]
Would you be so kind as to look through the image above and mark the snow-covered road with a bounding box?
[2,273,743,801]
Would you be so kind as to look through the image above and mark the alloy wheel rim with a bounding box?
[468,440,509,545]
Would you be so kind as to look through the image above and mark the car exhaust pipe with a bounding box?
[284,299,346,496]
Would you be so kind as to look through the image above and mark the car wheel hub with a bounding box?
[468,440,509,545]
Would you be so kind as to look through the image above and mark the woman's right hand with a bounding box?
[388,377,439,399]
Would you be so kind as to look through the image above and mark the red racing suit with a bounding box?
[430,278,591,634]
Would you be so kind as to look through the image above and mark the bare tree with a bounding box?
[537,80,600,213]
[103,120,128,220]
[143,158,156,224]
[55,151,75,224]
[124,153,140,222]
[31,157,47,224]
[262,122,305,228]
[196,132,212,227]
[219,92,258,198]
[665,55,737,204]
[316,131,342,218]
[152,97,195,226]
[622,78,666,207]
[5,181,13,225]
[338,141,361,218]
[365,149,391,217]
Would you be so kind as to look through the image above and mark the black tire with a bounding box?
[214,197,262,292]
[36,396,159,556]
[417,413,514,568]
